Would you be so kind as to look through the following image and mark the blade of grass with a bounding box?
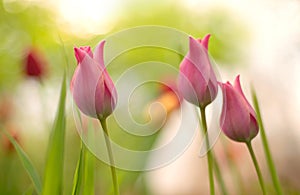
[83,147,95,195]
[42,74,67,195]
[72,141,85,195]
[82,120,95,195]
[23,185,34,195]
[4,131,42,195]
[251,87,282,195]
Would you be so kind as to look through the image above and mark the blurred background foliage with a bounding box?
[0,0,270,194]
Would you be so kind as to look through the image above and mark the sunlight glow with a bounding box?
[56,0,120,36]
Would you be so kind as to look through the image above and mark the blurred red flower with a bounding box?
[24,47,47,79]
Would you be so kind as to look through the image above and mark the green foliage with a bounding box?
[3,130,42,195]
[71,142,84,195]
[42,74,67,195]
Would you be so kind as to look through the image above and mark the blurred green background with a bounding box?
[1,0,300,194]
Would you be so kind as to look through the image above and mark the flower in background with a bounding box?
[157,77,183,113]
[177,34,218,108]
[24,47,47,79]
[0,95,14,124]
[71,40,117,119]
[1,125,20,153]
[219,75,259,142]
[144,77,183,123]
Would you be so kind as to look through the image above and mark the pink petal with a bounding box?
[79,46,93,58]
[220,83,251,141]
[233,75,256,116]
[178,58,206,105]
[74,47,88,64]
[200,34,211,50]
[94,40,106,68]
[187,36,211,84]
[72,53,102,118]
[248,113,259,140]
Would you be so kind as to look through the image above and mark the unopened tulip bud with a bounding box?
[220,75,259,142]
[178,35,218,108]
[71,40,117,119]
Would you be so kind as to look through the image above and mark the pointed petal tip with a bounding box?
[74,47,82,63]
[94,40,107,68]
[201,34,211,49]
[204,34,211,39]
[234,75,242,89]
[97,40,106,50]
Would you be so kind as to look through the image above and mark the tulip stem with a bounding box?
[98,118,119,195]
[246,141,266,195]
[212,153,228,195]
[200,107,215,195]
[252,88,282,195]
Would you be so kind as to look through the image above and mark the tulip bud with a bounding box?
[71,40,117,119]
[219,75,259,142]
[178,35,218,108]
[24,47,47,79]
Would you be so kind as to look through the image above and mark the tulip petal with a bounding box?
[70,67,79,92]
[187,36,211,83]
[248,113,259,140]
[74,47,89,64]
[94,40,106,68]
[200,34,211,50]
[72,53,102,117]
[94,40,117,117]
[79,46,93,58]
[233,75,256,116]
[220,83,251,142]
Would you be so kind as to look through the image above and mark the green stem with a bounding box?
[98,118,119,195]
[213,153,228,195]
[246,141,266,195]
[252,89,282,195]
[200,107,215,195]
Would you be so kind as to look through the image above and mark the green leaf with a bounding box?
[251,87,282,195]
[71,141,85,195]
[83,146,95,195]
[4,131,42,195]
[42,74,67,195]
[72,108,95,195]
[23,185,35,195]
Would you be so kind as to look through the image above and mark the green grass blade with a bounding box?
[42,74,67,195]
[23,185,34,195]
[72,141,85,195]
[82,121,95,195]
[83,147,95,195]
[251,87,283,195]
[4,131,42,195]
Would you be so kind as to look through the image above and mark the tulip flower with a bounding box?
[219,75,259,142]
[24,47,47,79]
[71,40,117,120]
[220,76,266,194]
[178,35,220,195]
[71,41,119,194]
[178,34,218,108]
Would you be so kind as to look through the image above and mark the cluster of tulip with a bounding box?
[71,35,281,195]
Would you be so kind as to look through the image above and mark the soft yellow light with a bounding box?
[56,0,120,36]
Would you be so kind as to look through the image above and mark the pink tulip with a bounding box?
[220,75,259,142]
[178,34,218,108]
[71,40,117,119]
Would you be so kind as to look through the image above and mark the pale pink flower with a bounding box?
[220,75,259,142]
[178,34,218,108]
[71,40,117,119]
